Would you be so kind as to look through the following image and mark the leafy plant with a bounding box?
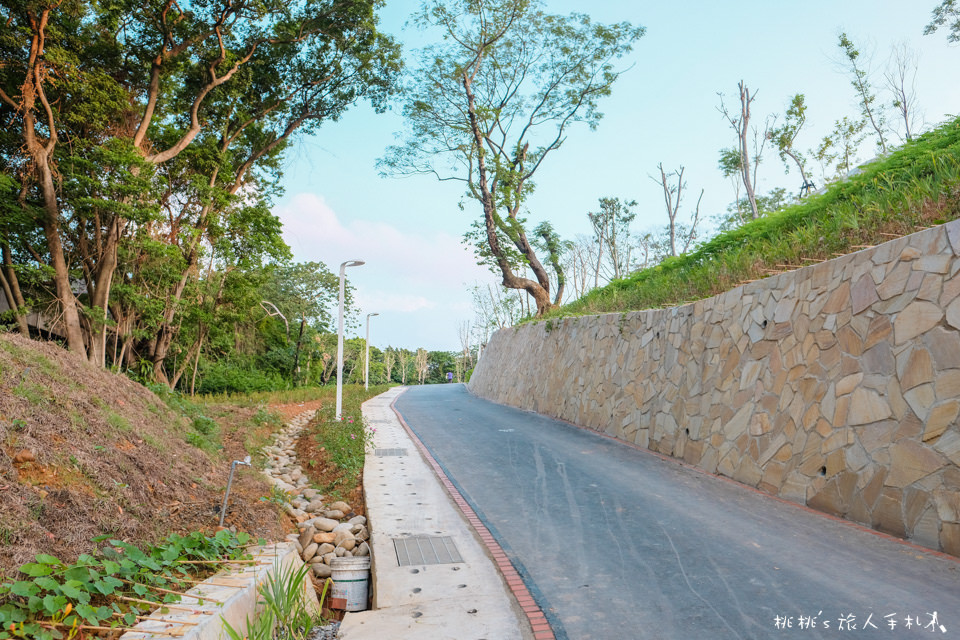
[0,530,253,640]
[221,563,326,640]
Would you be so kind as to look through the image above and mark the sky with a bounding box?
[273,0,960,352]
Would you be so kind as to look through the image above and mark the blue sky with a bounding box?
[273,0,960,352]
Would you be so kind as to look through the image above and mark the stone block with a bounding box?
[932,429,960,465]
[933,488,960,522]
[836,372,863,396]
[809,480,845,516]
[862,342,895,377]
[886,441,947,488]
[916,254,951,274]
[897,347,934,391]
[924,401,960,442]
[851,275,879,315]
[917,273,942,302]
[894,301,943,344]
[925,327,960,369]
[861,468,886,508]
[877,263,911,300]
[935,370,960,401]
[942,523,960,556]
[903,384,935,422]
[903,487,932,530]
[836,325,863,356]
[872,487,906,538]
[848,388,893,426]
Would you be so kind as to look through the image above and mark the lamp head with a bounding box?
[342,259,365,268]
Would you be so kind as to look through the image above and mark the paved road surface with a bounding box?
[394,384,960,640]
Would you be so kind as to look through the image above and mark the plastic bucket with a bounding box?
[330,556,370,611]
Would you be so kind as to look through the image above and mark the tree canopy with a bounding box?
[382,0,643,316]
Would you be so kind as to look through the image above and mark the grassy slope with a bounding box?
[549,117,960,319]
[0,333,289,579]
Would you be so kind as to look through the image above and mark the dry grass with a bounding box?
[0,333,292,579]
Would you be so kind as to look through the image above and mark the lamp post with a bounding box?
[337,259,365,420]
[365,312,379,391]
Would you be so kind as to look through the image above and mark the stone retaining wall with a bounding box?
[469,221,960,556]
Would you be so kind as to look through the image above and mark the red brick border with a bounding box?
[390,392,556,640]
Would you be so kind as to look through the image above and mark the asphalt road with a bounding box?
[393,384,960,640]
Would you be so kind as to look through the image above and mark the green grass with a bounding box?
[12,381,46,406]
[299,384,391,499]
[105,410,132,433]
[146,383,224,454]
[545,117,960,320]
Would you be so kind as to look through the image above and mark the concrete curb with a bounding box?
[339,387,532,639]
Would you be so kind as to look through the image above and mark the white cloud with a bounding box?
[276,193,489,291]
[273,192,496,350]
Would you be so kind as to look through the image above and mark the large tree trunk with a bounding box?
[85,217,125,367]
[0,244,30,336]
[463,73,553,317]
[20,10,86,355]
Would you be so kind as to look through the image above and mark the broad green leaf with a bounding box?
[60,580,85,601]
[33,577,59,592]
[19,563,53,577]
[10,582,38,597]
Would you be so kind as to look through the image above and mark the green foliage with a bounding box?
[149,384,223,453]
[925,0,960,42]
[383,0,643,315]
[222,562,327,640]
[303,385,390,497]
[545,116,960,319]
[0,530,252,640]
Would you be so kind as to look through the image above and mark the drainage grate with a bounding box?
[393,536,463,566]
[374,448,408,457]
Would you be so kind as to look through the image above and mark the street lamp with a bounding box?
[365,312,379,391]
[337,259,365,420]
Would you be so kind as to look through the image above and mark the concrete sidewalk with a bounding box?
[338,387,533,640]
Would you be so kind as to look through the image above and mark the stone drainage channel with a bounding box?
[121,409,370,640]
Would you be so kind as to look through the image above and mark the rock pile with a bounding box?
[261,410,371,578]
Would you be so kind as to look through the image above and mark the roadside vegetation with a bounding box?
[0,530,252,640]
[542,117,960,319]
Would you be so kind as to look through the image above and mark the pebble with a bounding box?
[306,620,339,640]
[260,410,370,581]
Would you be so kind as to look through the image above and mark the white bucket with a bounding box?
[330,556,371,611]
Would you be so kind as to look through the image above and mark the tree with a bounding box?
[383,348,396,384]
[838,33,888,154]
[817,117,867,179]
[0,0,400,368]
[415,348,429,385]
[396,348,411,385]
[924,1,960,42]
[769,94,815,197]
[588,197,637,282]
[259,262,345,386]
[469,282,524,334]
[652,166,702,257]
[563,235,599,300]
[885,43,921,142]
[718,81,773,221]
[382,0,643,316]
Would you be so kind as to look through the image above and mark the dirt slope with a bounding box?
[0,333,290,579]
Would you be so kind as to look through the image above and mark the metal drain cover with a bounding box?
[374,448,408,456]
[393,536,463,566]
